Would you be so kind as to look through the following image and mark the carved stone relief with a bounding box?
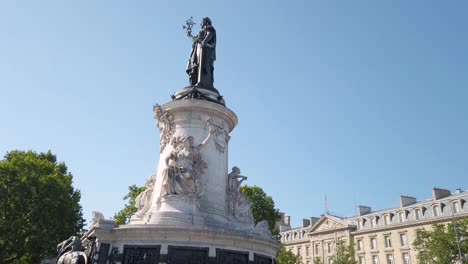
[254,220,272,238]
[161,130,213,199]
[153,104,175,153]
[134,173,156,218]
[207,117,230,153]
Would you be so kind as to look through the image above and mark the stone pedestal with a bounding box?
[85,89,279,263]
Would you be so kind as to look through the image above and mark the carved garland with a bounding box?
[153,104,175,153]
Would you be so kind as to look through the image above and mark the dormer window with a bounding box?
[452,201,460,213]
[383,214,392,225]
[370,217,377,227]
[433,205,441,216]
[414,208,422,220]
[398,211,406,222]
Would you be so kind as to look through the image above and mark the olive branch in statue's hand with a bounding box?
[182,16,196,40]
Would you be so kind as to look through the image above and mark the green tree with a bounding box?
[240,185,280,235]
[276,245,302,264]
[331,240,357,264]
[0,150,84,264]
[413,218,468,264]
[114,185,146,225]
[313,257,323,264]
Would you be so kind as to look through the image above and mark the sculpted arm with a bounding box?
[201,30,214,48]
[197,127,215,150]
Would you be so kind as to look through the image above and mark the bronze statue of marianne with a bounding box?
[186,17,217,91]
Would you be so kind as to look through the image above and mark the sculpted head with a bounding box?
[184,136,194,148]
[232,166,240,175]
[201,17,212,28]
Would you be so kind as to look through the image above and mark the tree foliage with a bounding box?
[313,257,323,264]
[331,240,357,264]
[276,245,302,264]
[114,185,146,225]
[413,218,468,264]
[240,185,280,235]
[0,150,84,264]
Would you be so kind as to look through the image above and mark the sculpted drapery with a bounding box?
[161,131,212,198]
[186,17,216,90]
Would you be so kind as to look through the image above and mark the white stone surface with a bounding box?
[131,99,239,228]
[87,98,279,262]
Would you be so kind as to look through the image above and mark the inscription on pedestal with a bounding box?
[122,245,160,264]
[167,246,209,264]
[254,254,272,264]
[216,249,249,264]
[97,243,110,264]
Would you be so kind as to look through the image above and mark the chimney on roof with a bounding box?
[400,195,417,207]
[455,188,462,194]
[358,205,371,216]
[432,188,451,200]
[278,213,291,232]
[310,217,320,226]
[302,218,311,228]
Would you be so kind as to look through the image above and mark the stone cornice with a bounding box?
[162,100,238,132]
[351,212,468,235]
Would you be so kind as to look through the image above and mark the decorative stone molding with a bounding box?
[207,117,230,153]
[153,104,175,153]
[162,100,237,132]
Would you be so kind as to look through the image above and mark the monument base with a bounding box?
[84,223,279,264]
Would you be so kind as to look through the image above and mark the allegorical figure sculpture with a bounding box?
[227,167,253,222]
[186,17,216,90]
[161,129,213,197]
[134,173,156,217]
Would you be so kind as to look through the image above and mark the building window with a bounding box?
[453,201,460,213]
[315,244,319,255]
[398,211,406,222]
[297,247,301,256]
[371,217,377,227]
[358,220,363,228]
[414,209,422,220]
[386,254,393,264]
[385,235,392,248]
[402,253,410,264]
[327,242,332,254]
[359,256,365,264]
[400,233,408,246]
[384,214,390,225]
[433,205,441,216]
[372,255,379,264]
[370,237,377,249]
[306,246,309,256]
[357,239,363,251]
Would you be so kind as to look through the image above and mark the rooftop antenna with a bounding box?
[325,193,330,215]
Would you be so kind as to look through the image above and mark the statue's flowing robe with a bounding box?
[186,26,216,89]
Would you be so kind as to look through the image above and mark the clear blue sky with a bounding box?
[1,1,467,228]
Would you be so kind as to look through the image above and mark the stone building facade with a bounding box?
[279,188,467,264]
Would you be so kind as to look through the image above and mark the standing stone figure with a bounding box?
[186,17,216,90]
[227,167,249,219]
